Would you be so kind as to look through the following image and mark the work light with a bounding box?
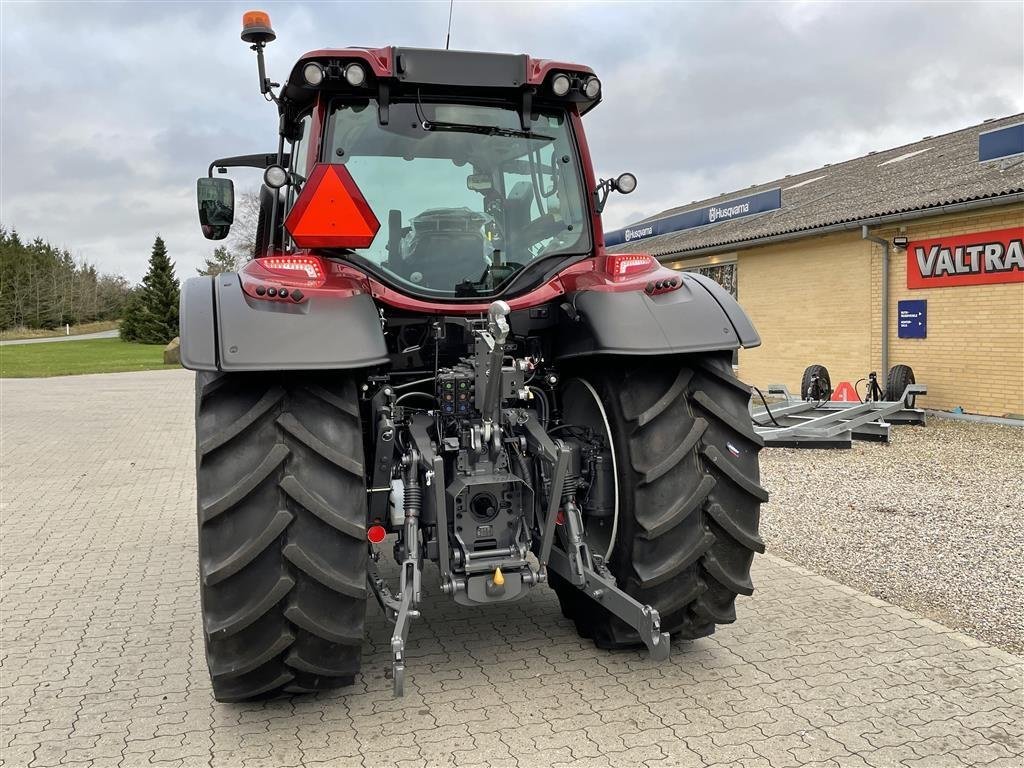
[615,172,637,194]
[302,62,324,86]
[583,76,601,99]
[264,164,289,189]
[344,62,367,87]
[551,74,571,97]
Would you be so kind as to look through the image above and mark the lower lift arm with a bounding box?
[515,409,671,662]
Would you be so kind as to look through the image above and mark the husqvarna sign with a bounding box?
[606,187,782,247]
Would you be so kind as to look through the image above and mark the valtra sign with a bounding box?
[907,227,1024,289]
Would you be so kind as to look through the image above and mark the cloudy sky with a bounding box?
[2,1,1022,282]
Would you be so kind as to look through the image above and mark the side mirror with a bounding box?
[197,177,235,241]
[594,172,638,214]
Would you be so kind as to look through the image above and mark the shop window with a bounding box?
[682,262,739,364]
[684,262,737,297]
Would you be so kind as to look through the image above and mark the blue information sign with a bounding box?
[605,187,782,247]
[898,300,927,339]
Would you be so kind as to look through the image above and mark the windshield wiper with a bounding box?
[412,97,552,141]
[421,120,553,141]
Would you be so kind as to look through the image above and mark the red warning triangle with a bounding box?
[285,163,380,249]
[831,381,859,402]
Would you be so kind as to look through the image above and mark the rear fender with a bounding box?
[179,274,388,372]
[554,272,760,359]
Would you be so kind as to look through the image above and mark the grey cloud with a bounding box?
[2,1,1021,278]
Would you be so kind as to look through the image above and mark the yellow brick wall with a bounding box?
[733,232,874,396]
[870,204,1024,417]
[678,202,1023,417]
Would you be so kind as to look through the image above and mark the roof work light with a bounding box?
[344,62,368,87]
[302,62,325,86]
[551,73,571,97]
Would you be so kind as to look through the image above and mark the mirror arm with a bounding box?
[269,131,287,251]
[378,82,390,126]
[593,178,612,215]
[207,153,289,178]
[519,88,533,132]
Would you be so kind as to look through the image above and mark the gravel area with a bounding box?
[760,416,1024,654]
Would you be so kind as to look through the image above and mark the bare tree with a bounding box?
[229,190,261,263]
[197,246,241,277]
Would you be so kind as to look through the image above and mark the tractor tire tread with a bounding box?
[199,443,290,523]
[552,353,764,652]
[196,371,367,702]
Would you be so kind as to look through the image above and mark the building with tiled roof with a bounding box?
[610,116,1023,418]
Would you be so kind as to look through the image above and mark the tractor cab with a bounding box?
[197,12,637,302]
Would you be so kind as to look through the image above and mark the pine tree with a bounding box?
[120,235,180,344]
[197,245,239,277]
[118,291,144,342]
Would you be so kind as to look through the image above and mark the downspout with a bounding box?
[862,226,889,377]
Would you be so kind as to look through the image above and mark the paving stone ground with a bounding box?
[1,369,1021,768]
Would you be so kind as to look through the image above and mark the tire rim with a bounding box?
[561,377,620,563]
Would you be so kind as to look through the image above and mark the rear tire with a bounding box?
[801,363,832,401]
[886,364,916,405]
[196,371,368,702]
[551,353,766,648]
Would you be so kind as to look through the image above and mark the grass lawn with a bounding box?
[0,320,120,341]
[0,338,180,378]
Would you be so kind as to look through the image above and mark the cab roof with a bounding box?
[278,46,600,123]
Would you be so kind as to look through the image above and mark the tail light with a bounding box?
[605,253,656,278]
[255,255,326,287]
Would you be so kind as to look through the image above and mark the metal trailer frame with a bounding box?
[751,384,928,448]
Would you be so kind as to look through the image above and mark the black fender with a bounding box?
[179,274,388,372]
[554,272,760,359]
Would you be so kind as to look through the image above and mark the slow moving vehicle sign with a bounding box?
[906,227,1024,289]
[285,164,381,249]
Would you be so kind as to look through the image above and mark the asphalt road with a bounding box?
[1,369,1021,768]
[0,329,120,346]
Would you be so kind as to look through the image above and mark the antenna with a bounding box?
[445,0,454,50]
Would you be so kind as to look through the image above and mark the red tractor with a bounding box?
[183,10,766,701]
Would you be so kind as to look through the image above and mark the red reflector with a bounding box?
[606,253,656,277]
[367,524,387,544]
[256,255,326,287]
[285,164,381,249]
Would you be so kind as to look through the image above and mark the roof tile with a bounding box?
[611,113,1024,256]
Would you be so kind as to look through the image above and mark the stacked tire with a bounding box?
[800,364,832,401]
